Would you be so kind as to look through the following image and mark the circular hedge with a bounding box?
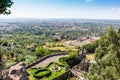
[33,68,51,78]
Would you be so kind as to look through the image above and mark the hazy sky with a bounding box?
[0,0,120,19]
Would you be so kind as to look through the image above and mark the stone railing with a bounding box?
[26,52,68,69]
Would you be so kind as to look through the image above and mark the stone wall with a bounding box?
[26,52,68,69]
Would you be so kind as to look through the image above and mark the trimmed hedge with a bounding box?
[45,62,65,68]
[45,62,54,68]
[52,71,69,80]
[59,57,68,66]
[33,68,51,78]
[29,62,69,80]
[59,53,79,68]
[29,67,41,75]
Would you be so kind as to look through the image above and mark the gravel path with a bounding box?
[34,55,68,67]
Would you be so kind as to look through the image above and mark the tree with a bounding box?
[88,27,120,80]
[34,47,51,59]
[118,28,120,34]
[65,52,79,67]
[82,40,99,53]
[0,0,13,14]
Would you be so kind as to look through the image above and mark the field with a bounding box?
[43,42,79,52]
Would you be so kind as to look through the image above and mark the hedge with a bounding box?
[33,68,51,78]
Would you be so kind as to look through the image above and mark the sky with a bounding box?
[0,0,120,19]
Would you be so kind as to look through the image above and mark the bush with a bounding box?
[52,71,68,80]
[82,40,99,53]
[59,52,79,67]
[33,68,51,78]
[34,47,51,59]
[29,62,68,80]
[88,28,120,80]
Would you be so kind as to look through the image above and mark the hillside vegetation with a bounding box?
[88,28,120,80]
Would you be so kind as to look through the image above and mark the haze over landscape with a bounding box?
[0,0,120,80]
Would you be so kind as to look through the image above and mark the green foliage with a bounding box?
[35,47,51,59]
[88,27,120,80]
[118,29,120,33]
[82,40,99,53]
[2,41,8,46]
[51,37,59,42]
[0,0,13,14]
[4,61,16,69]
[24,55,37,65]
[59,57,68,66]
[29,62,67,80]
[89,73,103,80]
[98,35,108,47]
[33,68,51,78]
[29,68,39,74]
[95,47,107,60]
[59,52,79,67]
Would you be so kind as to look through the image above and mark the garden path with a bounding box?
[34,55,68,67]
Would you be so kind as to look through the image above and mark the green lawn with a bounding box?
[43,42,79,52]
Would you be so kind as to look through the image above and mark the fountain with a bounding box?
[50,62,61,72]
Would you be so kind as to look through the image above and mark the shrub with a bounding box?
[33,68,51,78]
[65,52,79,67]
[82,40,99,53]
[59,52,79,67]
[29,68,39,75]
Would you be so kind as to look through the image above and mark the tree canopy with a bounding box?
[0,0,13,14]
[88,27,120,80]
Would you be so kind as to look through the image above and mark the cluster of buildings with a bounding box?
[54,32,100,43]
[77,35,100,43]
[26,43,36,49]
[63,36,100,47]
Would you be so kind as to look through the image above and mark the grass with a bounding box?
[29,75,36,80]
[43,42,79,52]
[4,61,16,69]
[48,47,68,51]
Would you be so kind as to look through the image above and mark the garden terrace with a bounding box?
[26,53,68,69]
[29,62,69,80]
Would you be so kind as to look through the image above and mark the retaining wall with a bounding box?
[26,52,68,69]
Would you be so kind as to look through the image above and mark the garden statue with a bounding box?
[51,62,61,72]
[53,62,58,70]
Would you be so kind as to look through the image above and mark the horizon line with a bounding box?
[0,17,120,20]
